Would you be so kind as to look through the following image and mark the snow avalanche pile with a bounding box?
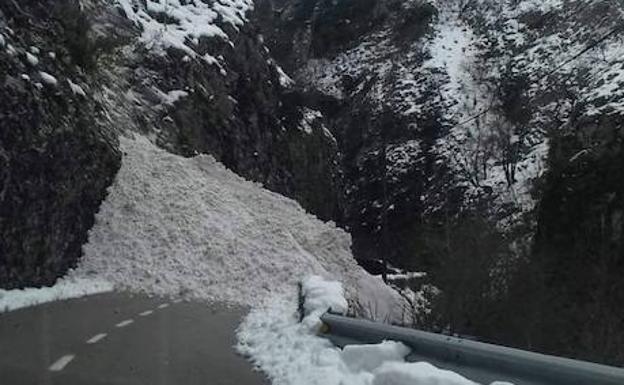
[238,275,504,385]
[71,135,402,315]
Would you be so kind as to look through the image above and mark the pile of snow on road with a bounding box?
[0,278,113,313]
[72,135,402,315]
[238,275,505,385]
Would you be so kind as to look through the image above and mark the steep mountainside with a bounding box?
[255,0,624,364]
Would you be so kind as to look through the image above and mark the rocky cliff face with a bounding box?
[0,0,121,289]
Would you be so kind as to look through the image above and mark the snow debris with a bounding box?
[373,362,476,385]
[39,71,58,87]
[20,74,30,81]
[163,89,189,105]
[302,276,348,317]
[342,342,411,373]
[0,33,5,48]
[71,135,403,315]
[25,52,39,66]
[30,46,40,55]
[0,277,113,313]
[238,276,507,385]
[300,275,348,330]
[48,51,56,59]
[68,79,86,97]
[115,0,253,59]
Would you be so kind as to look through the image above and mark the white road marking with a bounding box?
[115,319,134,328]
[173,299,183,304]
[49,354,75,372]
[86,333,107,344]
[157,303,169,309]
[139,310,154,316]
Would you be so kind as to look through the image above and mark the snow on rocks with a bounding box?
[71,135,402,315]
[342,342,411,373]
[25,52,39,66]
[68,79,87,97]
[39,71,58,87]
[157,89,189,105]
[0,278,113,313]
[373,362,477,385]
[115,0,253,58]
[300,275,348,331]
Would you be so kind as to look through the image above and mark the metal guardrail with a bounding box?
[320,313,624,385]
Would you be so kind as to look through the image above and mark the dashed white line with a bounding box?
[139,310,154,317]
[115,319,134,328]
[157,303,169,309]
[49,354,75,372]
[173,299,183,304]
[86,333,107,344]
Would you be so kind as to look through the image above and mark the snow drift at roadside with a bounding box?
[0,278,113,313]
[237,275,497,385]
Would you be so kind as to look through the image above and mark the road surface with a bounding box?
[0,292,267,385]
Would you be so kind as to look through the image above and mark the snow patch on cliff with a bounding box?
[116,0,253,58]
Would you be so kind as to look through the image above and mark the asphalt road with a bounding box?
[0,292,267,385]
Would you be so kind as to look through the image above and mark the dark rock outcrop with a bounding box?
[137,25,343,220]
[0,1,120,289]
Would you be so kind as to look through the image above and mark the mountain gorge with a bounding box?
[1,0,623,365]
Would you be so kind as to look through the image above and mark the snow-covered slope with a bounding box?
[71,135,401,315]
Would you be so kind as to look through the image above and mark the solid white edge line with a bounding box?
[49,354,75,372]
[139,310,154,316]
[86,333,107,344]
[115,319,134,328]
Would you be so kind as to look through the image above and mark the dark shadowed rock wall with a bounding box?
[0,1,120,289]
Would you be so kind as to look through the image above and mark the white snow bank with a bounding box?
[301,275,349,331]
[72,135,402,316]
[342,341,410,373]
[0,278,113,313]
[374,361,476,385]
[238,277,507,385]
[301,275,348,317]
